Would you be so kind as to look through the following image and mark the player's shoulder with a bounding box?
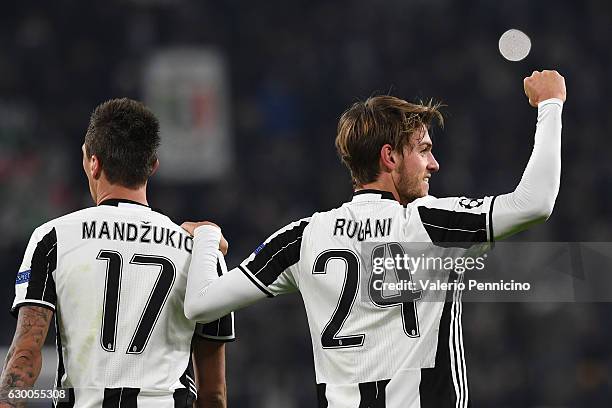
[411,195,451,208]
[305,204,346,230]
[250,216,312,258]
[310,197,360,218]
[411,194,492,214]
[274,216,312,236]
[143,208,184,230]
[30,207,99,238]
[29,206,182,238]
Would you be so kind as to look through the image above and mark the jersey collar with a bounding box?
[352,189,397,202]
[98,198,152,210]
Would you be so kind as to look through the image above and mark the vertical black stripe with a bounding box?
[216,261,223,277]
[43,240,58,304]
[488,195,497,244]
[120,388,139,408]
[358,379,390,408]
[417,202,484,406]
[25,228,58,304]
[53,313,72,408]
[55,388,75,407]
[173,388,195,408]
[419,271,460,408]
[358,382,374,407]
[174,362,197,406]
[55,316,64,389]
[373,379,390,408]
[103,388,121,408]
[451,277,464,408]
[179,360,195,390]
[316,383,328,408]
[102,388,140,408]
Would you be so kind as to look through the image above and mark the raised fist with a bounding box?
[523,70,566,107]
[181,221,229,255]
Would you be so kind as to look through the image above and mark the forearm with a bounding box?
[493,98,563,240]
[185,226,266,322]
[192,339,227,408]
[1,347,43,387]
[0,345,42,407]
[196,389,227,408]
[0,347,43,407]
[0,307,52,407]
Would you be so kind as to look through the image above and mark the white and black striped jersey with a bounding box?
[11,199,235,408]
[236,190,494,408]
[185,98,562,408]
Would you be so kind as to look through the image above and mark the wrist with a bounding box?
[537,98,564,108]
[194,225,222,241]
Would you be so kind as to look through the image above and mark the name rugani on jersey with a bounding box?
[332,217,392,241]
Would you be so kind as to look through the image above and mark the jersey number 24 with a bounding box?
[313,243,421,349]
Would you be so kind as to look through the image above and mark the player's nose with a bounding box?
[427,153,440,172]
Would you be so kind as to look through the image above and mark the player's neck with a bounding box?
[357,179,401,203]
[94,181,149,206]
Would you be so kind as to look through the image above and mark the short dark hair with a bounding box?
[85,98,160,188]
[335,95,443,186]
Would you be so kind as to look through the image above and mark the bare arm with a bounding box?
[0,306,53,408]
[192,338,227,408]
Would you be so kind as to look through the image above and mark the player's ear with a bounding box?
[150,158,160,176]
[380,144,397,172]
[90,155,102,180]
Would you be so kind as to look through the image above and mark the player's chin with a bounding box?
[421,181,430,195]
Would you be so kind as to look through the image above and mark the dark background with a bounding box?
[1,1,611,406]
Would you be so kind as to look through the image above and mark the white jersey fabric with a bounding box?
[11,199,235,408]
[192,192,493,407]
[184,98,563,407]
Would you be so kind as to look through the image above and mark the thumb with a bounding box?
[180,222,196,235]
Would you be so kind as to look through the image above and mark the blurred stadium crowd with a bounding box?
[1,0,611,406]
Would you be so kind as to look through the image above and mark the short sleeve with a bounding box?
[415,196,496,245]
[238,218,310,297]
[194,254,236,342]
[11,227,58,317]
